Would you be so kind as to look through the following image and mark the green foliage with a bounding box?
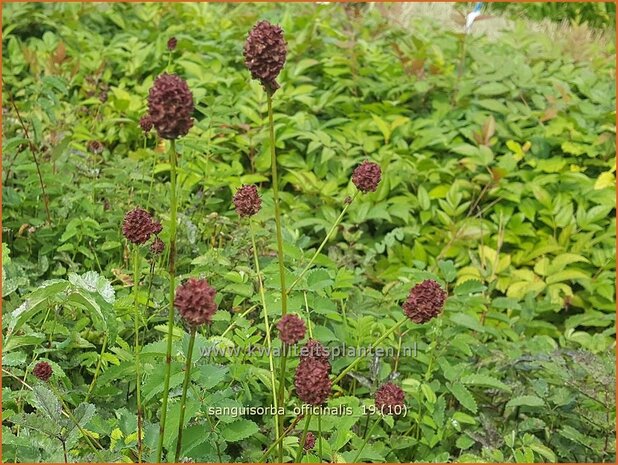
[2,2,616,463]
[488,2,616,29]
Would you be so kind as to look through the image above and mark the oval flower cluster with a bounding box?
[33,361,53,382]
[352,160,382,193]
[277,314,306,346]
[174,278,218,326]
[244,20,287,93]
[374,382,405,415]
[233,185,262,217]
[294,339,331,405]
[122,207,163,246]
[144,73,194,140]
[403,279,447,324]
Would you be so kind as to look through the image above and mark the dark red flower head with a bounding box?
[147,73,194,140]
[140,114,153,133]
[174,278,218,326]
[402,279,447,324]
[303,431,316,451]
[122,208,162,245]
[87,140,104,154]
[233,185,262,217]
[243,20,287,93]
[33,361,52,382]
[352,161,382,193]
[374,382,405,415]
[150,237,165,255]
[167,37,177,51]
[300,339,330,363]
[294,356,331,405]
[277,314,306,345]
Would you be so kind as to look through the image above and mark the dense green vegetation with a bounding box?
[2,2,616,463]
[488,1,616,29]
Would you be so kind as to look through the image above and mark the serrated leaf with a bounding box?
[66,403,96,446]
[461,374,511,392]
[219,419,259,442]
[530,443,557,462]
[447,382,477,413]
[6,281,69,339]
[506,395,544,408]
[32,385,62,421]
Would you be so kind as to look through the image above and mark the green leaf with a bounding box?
[31,385,62,421]
[447,382,477,413]
[6,281,70,340]
[506,395,545,408]
[461,374,511,392]
[219,419,259,442]
[530,443,557,463]
[545,269,590,284]
[65,403,96,446]
[449,313,485,332]
[194,364,228,390]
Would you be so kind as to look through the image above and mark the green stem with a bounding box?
[258,416,297,464]
[287,191,358,294]
[146,139,157,209]
[267,90,288,463]
[318,413,323,459]
[267,92,287,317]
[303,291,313,339]
[352,417,381,462]
[157,139,178,463]
[85,334,107,402]
[250,222,280,444]
[332,318,407,385]
[133,246,143,463]
[424,320,440,381]
[49,383,104,462]
[295,412,313,462]
[277,344,288,462]
[174,326,197,462]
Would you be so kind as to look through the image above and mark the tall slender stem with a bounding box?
[277,344,288,462]
[61,439,68,463]
[287,191,358,294]
[352,417,381,462]
[295,412,313,462]
[258,414,304,463]
[318,414,323,458]
[267,91,288,462]
[48,383,104,462]
[133,246,143,463]
[333,318,407,385]
[8,96,51,224]
[267,92,287,316]
[250,222,280,444]
[85,334,108,402]
[174,326,197,462]
[157,139,178,462]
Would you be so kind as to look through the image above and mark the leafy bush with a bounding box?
[489,1,616,29]
[2,2,616,463]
